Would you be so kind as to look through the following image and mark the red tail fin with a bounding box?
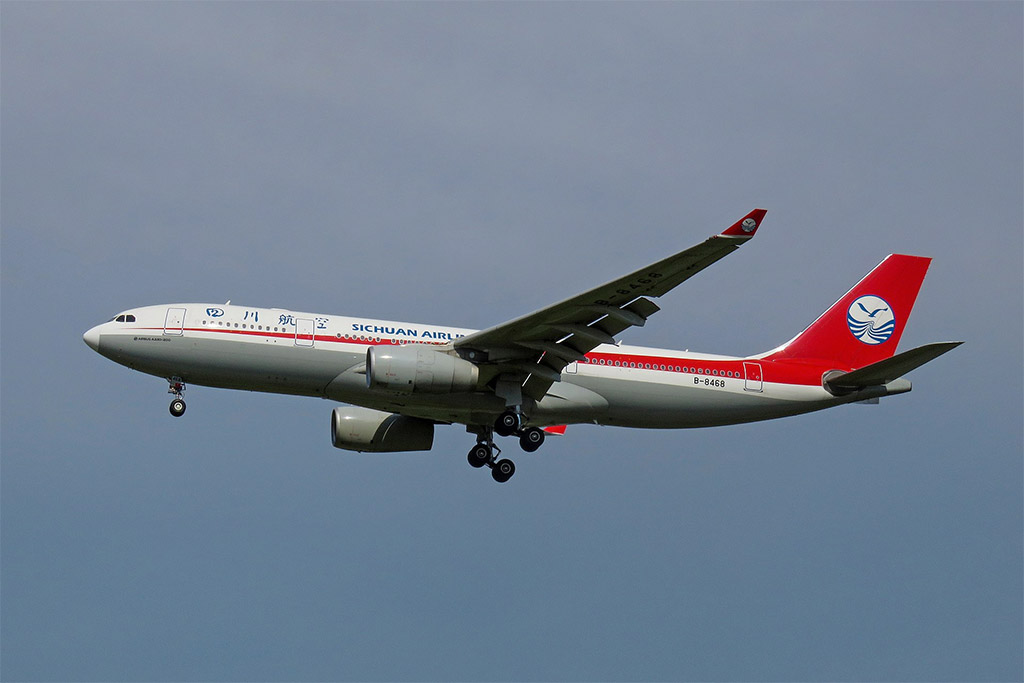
[763,254,931,369]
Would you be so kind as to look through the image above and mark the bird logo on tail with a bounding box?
[847,295,895,345]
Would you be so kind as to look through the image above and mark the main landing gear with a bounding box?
[466,410,547,483]
[167,378,186,417]
[493,409,546,452]
[466,438,517,484]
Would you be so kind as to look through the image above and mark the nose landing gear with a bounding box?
[167,378,186,417]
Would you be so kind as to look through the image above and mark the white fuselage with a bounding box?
[84,303,892,430]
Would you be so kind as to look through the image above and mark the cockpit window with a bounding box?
[113,314,136,323]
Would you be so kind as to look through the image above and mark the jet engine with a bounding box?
[366,346,479,393]
[330,406,434,453]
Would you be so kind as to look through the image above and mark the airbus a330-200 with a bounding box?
[84,209,961,483]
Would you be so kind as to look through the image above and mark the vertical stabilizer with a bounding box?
[764,254,931,369]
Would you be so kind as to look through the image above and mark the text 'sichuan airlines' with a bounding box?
[84,210,961,483]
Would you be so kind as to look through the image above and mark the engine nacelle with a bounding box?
[331,406,434,453]
[366,345,479,394]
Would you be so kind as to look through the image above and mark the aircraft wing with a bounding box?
[454,209,767,400]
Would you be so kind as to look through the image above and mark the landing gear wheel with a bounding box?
[519,427,544,452]
[167,378,186,417]
[495,410,521,437]
[169,398,186,417]
[467,444,491,468]
[492,459,516,483]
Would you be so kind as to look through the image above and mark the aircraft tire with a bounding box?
[491,459,515,483]
[519,427,544,453]
[467,444,490,468]
[495,411,520,437]
[169,399,186,417]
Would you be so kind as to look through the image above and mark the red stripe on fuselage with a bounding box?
[124,326,838,387]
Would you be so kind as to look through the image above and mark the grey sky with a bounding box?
[2,2,1021,681]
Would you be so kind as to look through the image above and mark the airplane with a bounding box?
[83,209,961,483]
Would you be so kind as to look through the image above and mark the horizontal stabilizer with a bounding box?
[826,341,962,391]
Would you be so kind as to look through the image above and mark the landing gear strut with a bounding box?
[494,411,545,452]
[466,429,517,483]
[467,412,549,482]
[168,378,186,417]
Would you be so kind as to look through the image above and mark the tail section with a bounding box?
[764,254,932,369]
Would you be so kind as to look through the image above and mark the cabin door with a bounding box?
[743,362,763,392]
[295,318,315,347]
[163,307,186,336]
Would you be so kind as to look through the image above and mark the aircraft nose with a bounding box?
[83,325,101,351]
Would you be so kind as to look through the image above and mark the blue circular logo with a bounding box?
[847,295,895,345]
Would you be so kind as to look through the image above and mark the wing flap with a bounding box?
[515,340,588,363]
[623,296,661,322]
[549,323,616,346]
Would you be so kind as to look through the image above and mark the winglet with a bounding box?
[720,208,767,237]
